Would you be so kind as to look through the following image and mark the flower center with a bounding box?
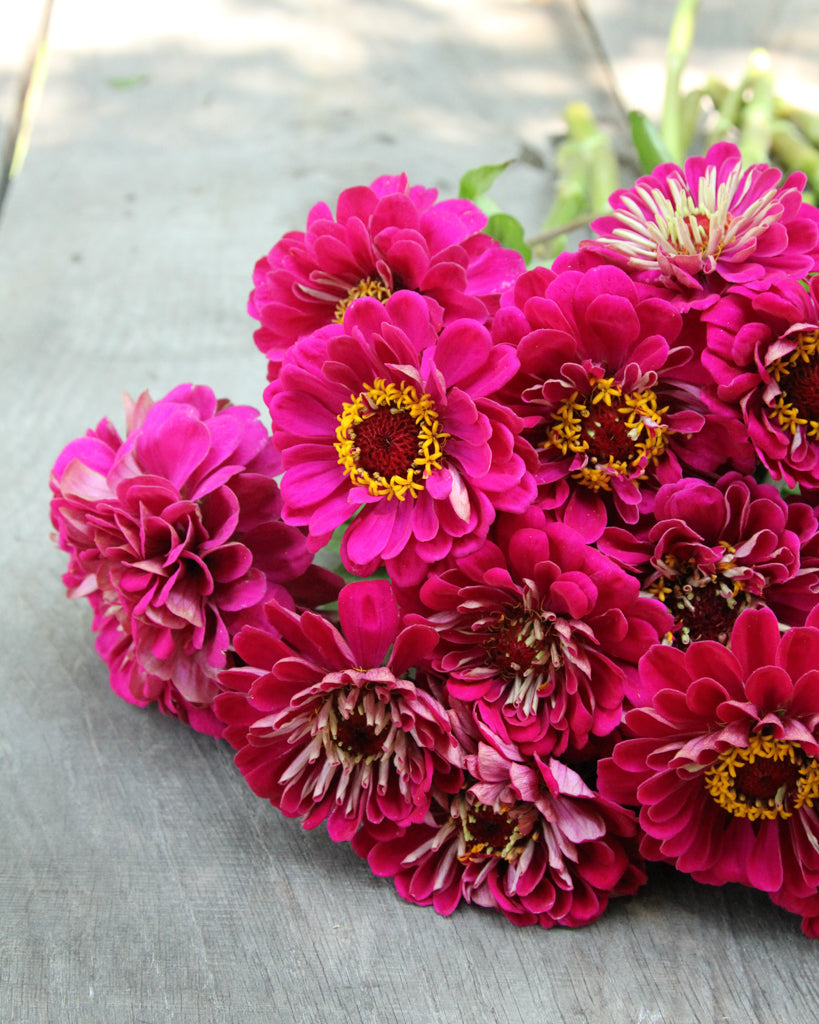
[599,162,777,276]
[457,800,530,863]
[647,549,754,646]
[546,376,671,492]
[704,734,819,821]
[333,276,392,323]
[332,703,387,761]
[335,378,449,500]
[768,330,819,439]
[660,203,731,260]
[486,605,564,717]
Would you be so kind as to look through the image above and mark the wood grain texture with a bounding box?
[3,2,819,1021]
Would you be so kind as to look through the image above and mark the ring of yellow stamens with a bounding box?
[335,378,448,500]
[704,733,819,821]
[546,376,671,492]
[333,276,392,323]
[768,330,819,440]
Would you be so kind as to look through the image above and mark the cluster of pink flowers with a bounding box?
[50,154,819,935]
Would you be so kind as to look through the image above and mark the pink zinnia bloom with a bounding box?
[599,471,819,647]
[702,275,819,488]
[215,580,462,842]
[770,885,819,940]
[507,263,751,538]
[50,385,339,735]
[354,740,646,927]
[598,606,819,936]
[413,511,672,757]
[584,142,819,309]
[266,290,537,586]
[249,173,525,379]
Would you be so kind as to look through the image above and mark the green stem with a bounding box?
[770,119,819,192]
[703,74,747,147]
[739,49,774,165]
[774,97,819,148]
[661,0,702,162]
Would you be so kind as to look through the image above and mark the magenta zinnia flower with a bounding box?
[215,580,462,842]
[702,275,819,488]
[414,512,672,757]
[599,471,819,645]
[50,384,339,735]
[354,740,646,927]
[598,606,819,936]
[249,173,525,379]
[584,142,819,309]
[506,263,750,538]
[266,290,537,586]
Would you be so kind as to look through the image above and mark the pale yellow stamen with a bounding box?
[333,276,392,323]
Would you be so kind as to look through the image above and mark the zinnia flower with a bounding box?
[249,173,525,379]
[49,384,339,735]
[413,511,672,757]
[506,263,750,538]
[702,275,819,488]
[583,142,819,309]
[214,580,462,841]
[353,740,646,927]
[599,471,819,646]
[598,606,819,936]
[266,290,537,586]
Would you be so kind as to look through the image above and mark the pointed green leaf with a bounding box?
[485,213,532,263]
[629,110,676,173]
[459,160,514,201]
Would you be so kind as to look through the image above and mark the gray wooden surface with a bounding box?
[3,1,819,1021]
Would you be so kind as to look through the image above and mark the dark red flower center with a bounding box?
[334,705,386,761]
[487,607,553,679]
[578,402,634,463]
[480,605,566,717]
[705,735,819,821]
[778,343,819,421]
[458,801,527,863]
[648,557,752,647]
[785,363,819,422]
[768,330,819,438]
[335,379,448,500]
[673,582,748,645]
[734,756,800,802]
[354,407,422,480]
[546,377,670,493]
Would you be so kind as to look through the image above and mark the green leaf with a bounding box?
[629,110,675,173]
[485,213,532,263]
[458,160,514,201]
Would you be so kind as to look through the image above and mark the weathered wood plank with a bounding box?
[3,2,819,1022]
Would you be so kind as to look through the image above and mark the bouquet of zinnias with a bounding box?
[50,146,819,936]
